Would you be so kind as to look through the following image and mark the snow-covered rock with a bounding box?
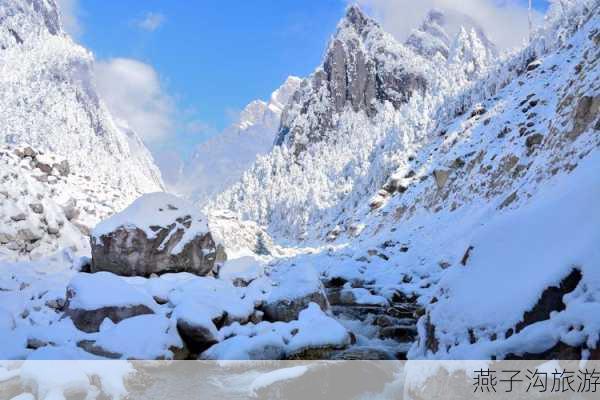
[202,303,350,360]
[262,265,329,323]
[64,272,156,333]
[91,193,224,277]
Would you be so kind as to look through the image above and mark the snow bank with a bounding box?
[425,148,600,358]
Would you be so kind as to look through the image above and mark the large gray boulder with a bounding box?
[90,193,225,277]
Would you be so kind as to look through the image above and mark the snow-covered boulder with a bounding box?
[79,314,183,359]
[91,193,225,277]
[64,272,156,333]
[262,266,329,323]
[174,303,220,354]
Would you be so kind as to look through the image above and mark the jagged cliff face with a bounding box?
[0,0,164,199]
[276,6,428,153]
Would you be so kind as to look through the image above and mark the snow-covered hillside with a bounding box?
[212,0,600,360]
[0,0,164,200]
[215,6,496,241]
[172,77,301,205]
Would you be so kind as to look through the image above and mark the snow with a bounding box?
[169,276,256,323]
[218,256,266,284]
[67,272,156,311]
[203,303,350,360]
[92,192,210,254]
[92,314,181,359]
[0,0,164,200]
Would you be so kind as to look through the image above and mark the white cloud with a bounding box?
[137,12,166,31]
[55,0,82,38]
[354,0,544,50]
[94,58,175,143]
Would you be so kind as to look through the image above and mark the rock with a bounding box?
[45,297,66,311]
[65,303,154,334]
[432,169,450,190]
[379,325,417,341]
[470,105,486,118]
[460,246,474,266]
[263,291,329,323]
[176,318,219,354]
[10,213,26,222]
[62,199,79,221]
[369,195,386,210]
[77,340,122,359]
[526,60,542,71]
[331,347,395,360]
[515,268,582,333]
[568,95,600,140]
[63,272,156,333]
[525,133,544,149]
[27,338,50,350]
[36,160,53,174]
[499,191,518,209]
[90,193,224,277]
[17,228,41,242]
[53,159,70,176]
[0,233,14,244]
[383,177,408,194]
[29,203,44,214]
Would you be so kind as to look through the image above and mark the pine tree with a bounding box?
[254,232,270,256]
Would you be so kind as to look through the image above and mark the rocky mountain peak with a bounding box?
[341,5,375,36]
[275,6,427,151]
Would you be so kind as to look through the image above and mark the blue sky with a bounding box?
[61,0,549,163]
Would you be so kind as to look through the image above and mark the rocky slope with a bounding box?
[173,77,301,205]
[0,0,165,259]
[0,0,164,199]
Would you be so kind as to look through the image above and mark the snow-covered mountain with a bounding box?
[1,0,599,368]
[172,76,301,205]
[215,6,496,240]
[213,0,600,360]
[0,0,165,260]
[0,0,164,197]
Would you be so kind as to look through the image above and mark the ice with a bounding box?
[249,366,308,395]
